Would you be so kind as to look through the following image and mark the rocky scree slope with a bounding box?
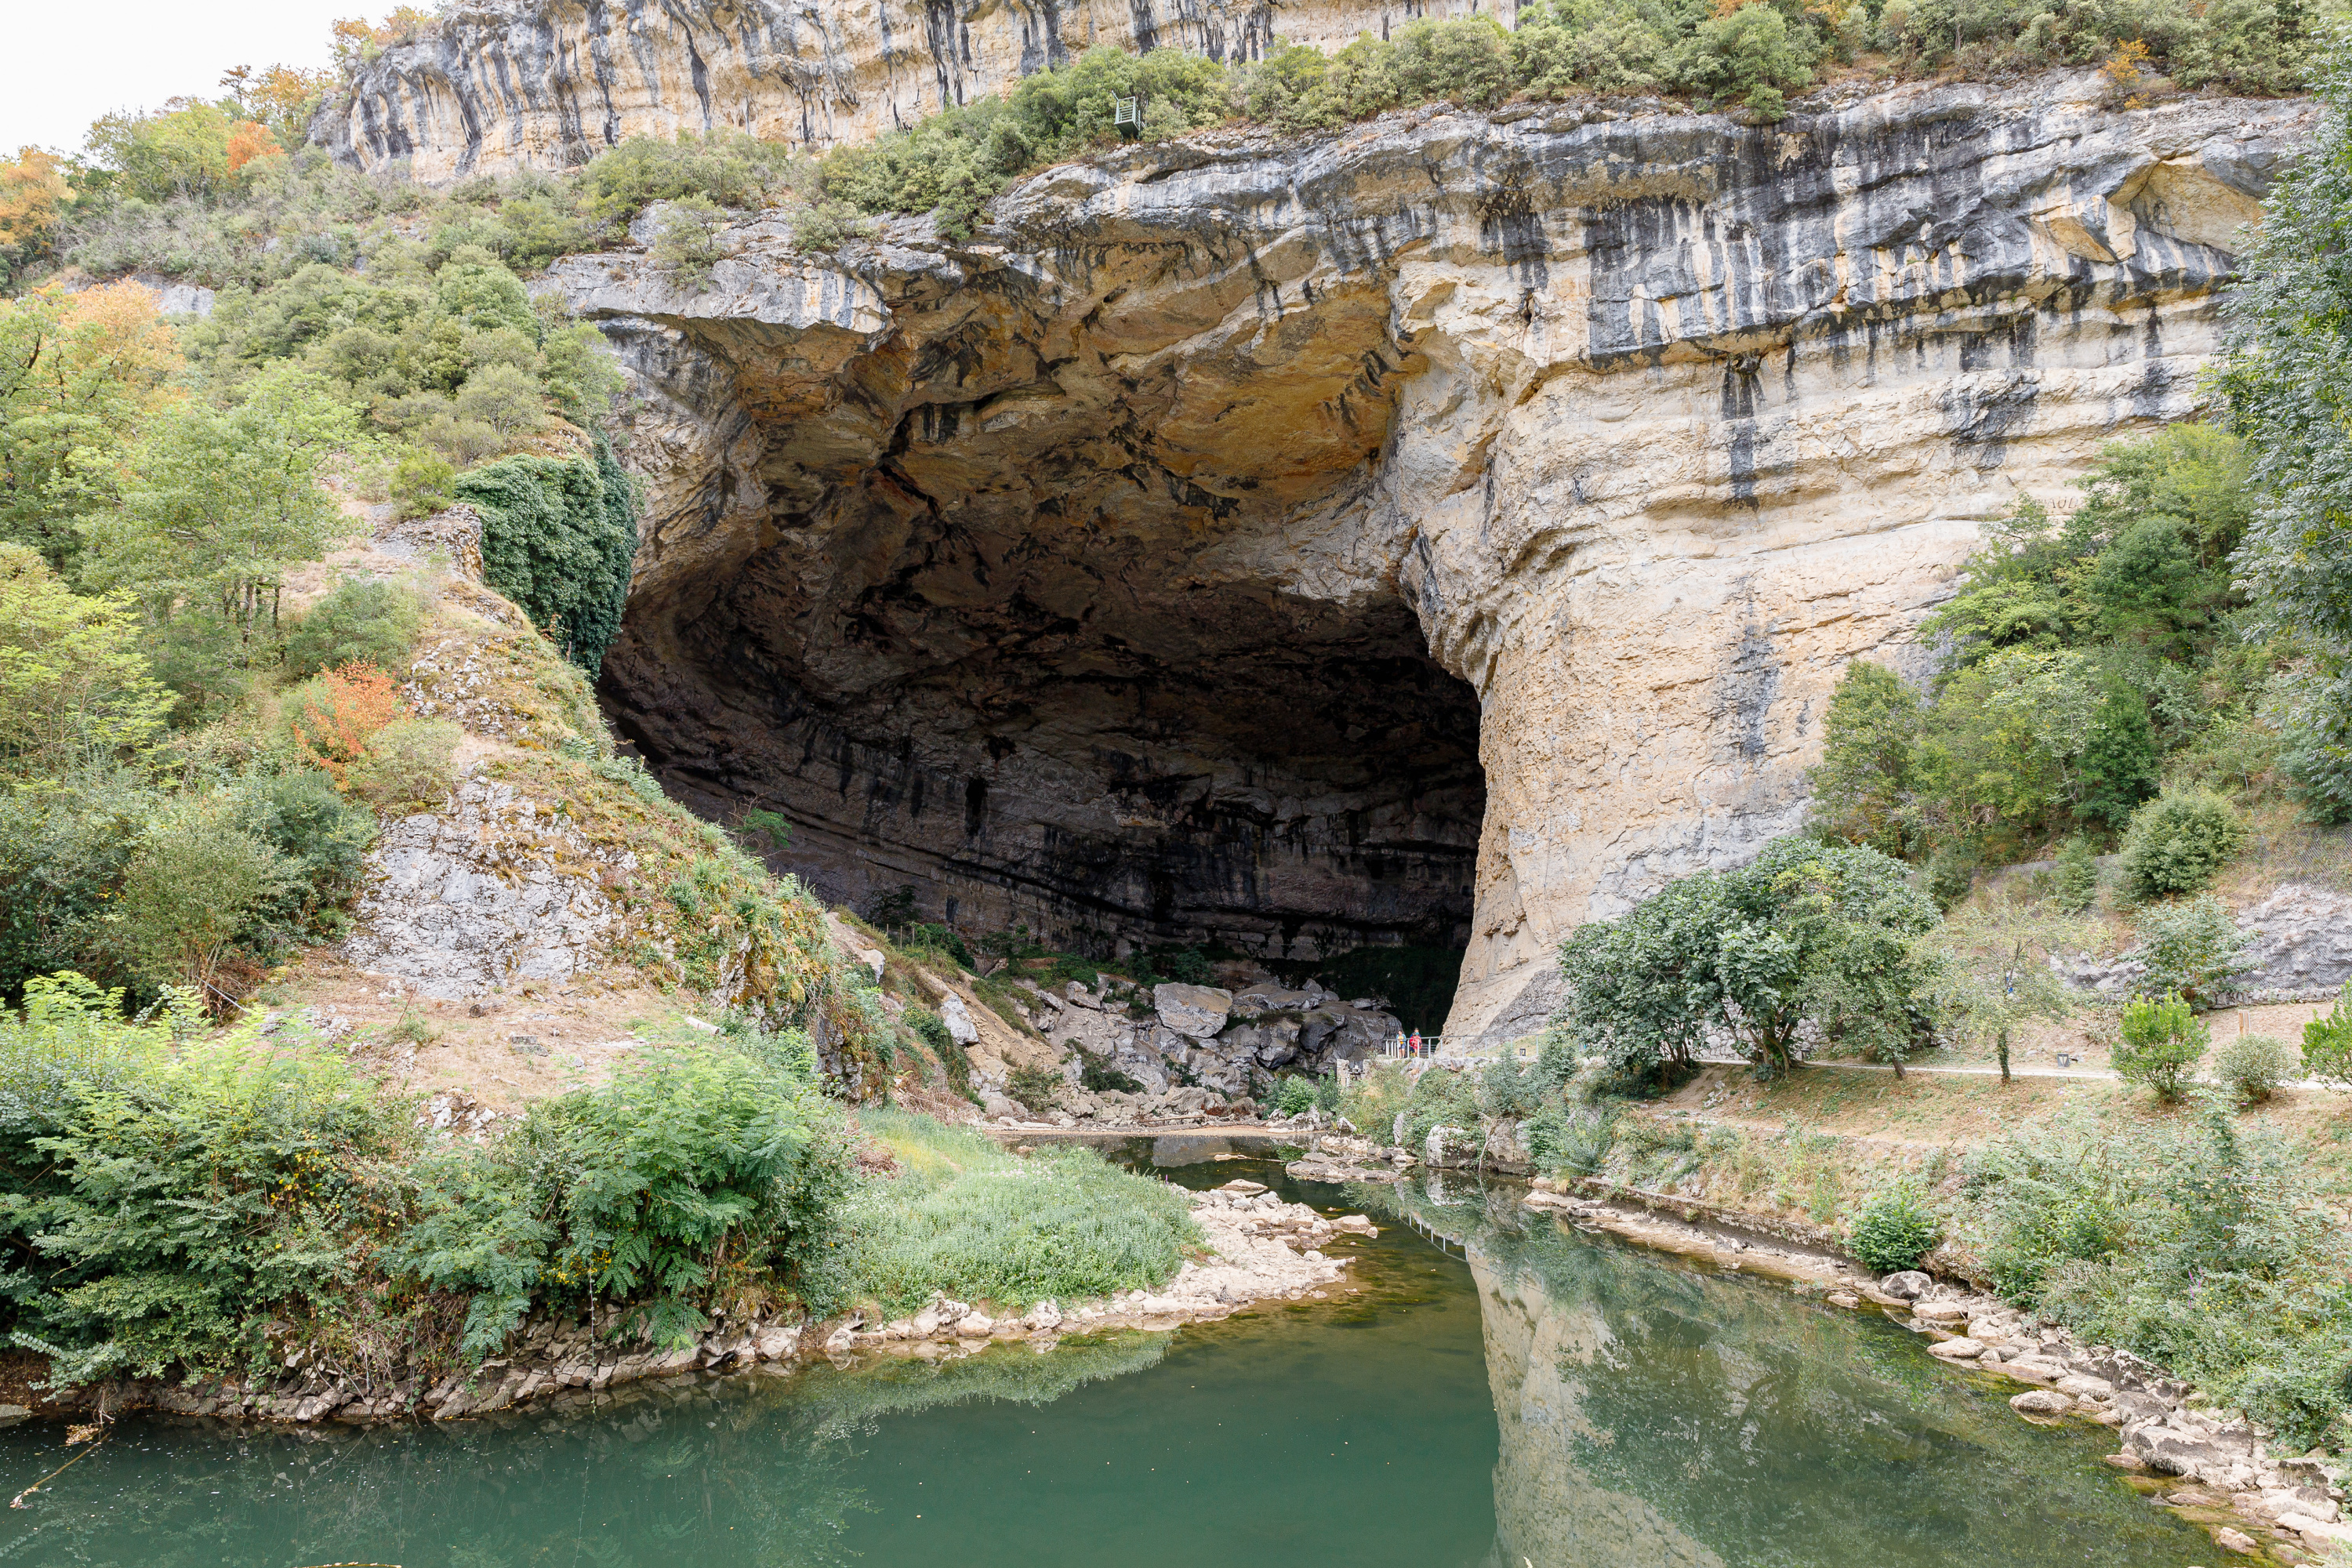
[542,75,2307,1046]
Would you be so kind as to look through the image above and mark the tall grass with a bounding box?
[848,1112,1196,1315]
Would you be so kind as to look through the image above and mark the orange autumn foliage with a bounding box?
[290,662,407,786]
[223,120,284,174]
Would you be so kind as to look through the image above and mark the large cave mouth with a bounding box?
[601,515,1486,973]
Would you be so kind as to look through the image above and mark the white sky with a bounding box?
[3,0,359,155]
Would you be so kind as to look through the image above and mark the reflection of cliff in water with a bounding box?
[1372,1176,2207,1568]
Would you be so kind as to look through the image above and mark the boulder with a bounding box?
[982,1093,1024,1120]
[2011,1390,2075,1416]
[2213,1526,2259,1555]
[1927,1338,1985,1360]
[1878,1271,1933,1300]
[1154,984,1233,1040]
[954,1313,994,1338]
[938,993,979,1045]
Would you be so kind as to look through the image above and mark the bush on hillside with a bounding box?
[2214,1033,2293,1105]
[343,717,459,811]
[2301,984,2352,1088]
[2132,893,2255,1005]
[2111,992,2209,1102]
[281,577,424,680]
[2049,836,2101,912]
[1849,1181,1942,1273]
[111,795,294,1000]
[2120,787,2246,899]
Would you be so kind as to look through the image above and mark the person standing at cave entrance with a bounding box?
[1408,1030,1422,1056]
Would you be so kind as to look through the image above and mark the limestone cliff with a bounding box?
[319,0,1430,180]
[522,74,2304,1042]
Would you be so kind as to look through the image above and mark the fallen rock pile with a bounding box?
[1871,1272,2350,1557]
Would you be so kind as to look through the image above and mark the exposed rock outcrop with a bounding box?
[537,75,2305,1042]
[319,0,1417,180]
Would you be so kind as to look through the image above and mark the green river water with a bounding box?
[0,1142,2212,1567]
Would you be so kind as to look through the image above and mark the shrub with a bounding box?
[1967,1107,2352,1447]
[0,1025,415,1381]
[2112,993,2209,1103]
[394,1048,851,1354]
[282,578,423,681]
[2302,983,2352,1088]
[344,717,460,811]
[2049,836,2100,912]
[1078,1055,1142,1094]
[112,795,294,999]
[1271,1075,1317,1116]
[2120,787,2246,899]
[1521,1103,1613,1175]
[1925,844,1976,912]
[2214,1034,2294,1105]
[1005,1062,1063,1112]
[2133,893,2255,1004]
[1849,1181,1941,1273]
[652,195,729,281]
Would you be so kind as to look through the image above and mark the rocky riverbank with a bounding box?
[5,1179,1374,1430]
[1512,1181,2350,1562]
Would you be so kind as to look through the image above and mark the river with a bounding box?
[0,1141,2211,1567]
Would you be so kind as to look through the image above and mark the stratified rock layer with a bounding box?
[538,75,2307,1040]
[319,0,1410,179]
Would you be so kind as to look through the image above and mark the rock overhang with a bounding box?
[539,77,2309,1040]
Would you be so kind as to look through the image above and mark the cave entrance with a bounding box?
[606,531,1486,1024]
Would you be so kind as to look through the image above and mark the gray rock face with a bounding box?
[1154,983,1234,1040]
[531,80,2303,1040]
[2233,884,2352,998]
[343,776,632,1000]
[318,0,1400,181]
[2059,881,2352,1002]
[937,991,979,1045]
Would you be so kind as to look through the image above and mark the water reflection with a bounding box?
[0,1156,2209,1568]
[1370,1174,2209,1568]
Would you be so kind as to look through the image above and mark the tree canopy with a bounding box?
[1555,836,1940,1077]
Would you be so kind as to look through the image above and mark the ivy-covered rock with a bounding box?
[456,434,637,673]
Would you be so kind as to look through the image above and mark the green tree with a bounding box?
[2074,674,2161,829]
[1806,660,1920,855]
[2112,992,2209,1103]
[78,372,358,699]
[2220,37,2352,818]
[1555,836,1939,1077]
[0,546,174,776]
[1911,647,2101,849]
[0,281,185,570]
[1918,895,2096,1081]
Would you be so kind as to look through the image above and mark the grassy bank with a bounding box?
[846,1112,1196,1316]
